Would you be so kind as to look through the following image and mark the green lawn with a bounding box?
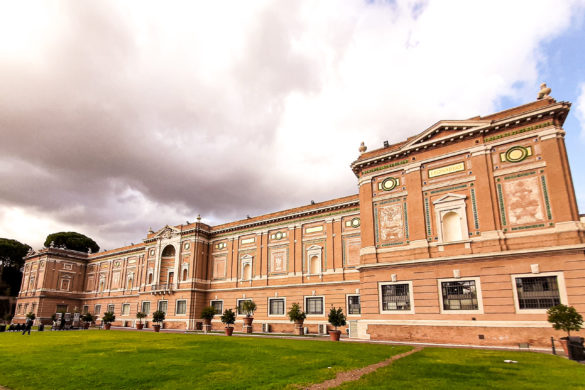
[337,347,585,390]
[0,330,409,389]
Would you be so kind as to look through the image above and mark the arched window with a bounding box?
[442,211,462,242]
[127,278,133,290]
[168,272,174,284]
[310,256,320,274]
[243,264,251,280]
[162,245,175,257]
[182,268,188,281]
[148,273,153,284]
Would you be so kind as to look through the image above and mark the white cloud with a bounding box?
[576,82,585,138]
[1,0,584,249]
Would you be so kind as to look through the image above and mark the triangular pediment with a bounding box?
[152,225,181,239]
[403,120,490,150]
[433,193,467,204]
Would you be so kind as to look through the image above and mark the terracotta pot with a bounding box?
[559,337,569,356]
[153,324,161,333]
[329,330,341,341]
[203,318,212,326]
[294,320,304,336]
[225,327,234,336]
[104,323,111,330]
[136,323,144,330]
[243,317,254,326]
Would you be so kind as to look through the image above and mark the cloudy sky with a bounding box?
[1,0,585,251]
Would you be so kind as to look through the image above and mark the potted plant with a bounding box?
[241,300,256,333]
[152,310,165,332]
[201,306,216,332]
[547,304,584,355]
[328,307,346,341]
[221,308,236,336]
[288,303,307,336]
[81,312,94,329]
[102,311,115,330]
[135,311,147,330]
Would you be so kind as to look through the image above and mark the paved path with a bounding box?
[304,346,423,389]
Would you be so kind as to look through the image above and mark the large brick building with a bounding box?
[14,95,585,347]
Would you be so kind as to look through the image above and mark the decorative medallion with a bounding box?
[149,249,155,256]
[216,242,227,250]
[379,177,398,191]
[114,260,121,267]
[351,217,360,228]
[275,231,283,240]
[183,242,190,250]
[502,146,532,163]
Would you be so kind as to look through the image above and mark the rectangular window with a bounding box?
[237,299,252,315]
[176,300,187,315]
[94,304,101,315]
[141,301,151,315]
[158,300,168,314]
[107,304,115,313]
[56,304,68,313]
[347,295,361,315]
[516,276,560,309]
[305,297,324,315]
[31,303,36,314]
[211,300,223,314]
[441,280,478,310]
[268,298,285,315]
[121,303,130,316]
[82,305,89,314]
[381,284,411,311]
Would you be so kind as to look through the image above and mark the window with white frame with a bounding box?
[94,304,101,315]
[268,298,285,315]
[305,296,324,315]
[176,300,187,315]
[379,282,413,313]
[211,300,223,314]
[141,301,151,315]
[107,304,115,313]
[347,295,361,315]
[158,300,168,314]
[237,299,252,315]
[82,305,89,314]
[56,304,68,313]
[122,303,130,316]
[439,279,480,311]
[515,275,561,310]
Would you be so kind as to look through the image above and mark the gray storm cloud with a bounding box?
[0,0,583,249]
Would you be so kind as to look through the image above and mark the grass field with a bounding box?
[0,330,409,389]
[339,347,585,390]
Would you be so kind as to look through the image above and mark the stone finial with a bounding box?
[359,141,367,154]
[148,227,154,234]
[26,248,35,256]
[49,241,55,248]
[197,214,201,222]
[537,83,552,100]
[87,248,92,254]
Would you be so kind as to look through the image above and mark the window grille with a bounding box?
[516,276,560,309]
[211,300,223,314]
[348,296,361,314]
[176,300,187,315]
[382,284,411,311]
[441,280,478,310]
[306,297,323,315]
[269,299,285,315]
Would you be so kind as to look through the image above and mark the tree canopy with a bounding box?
[44,232,100,253]
[0,238,31,297]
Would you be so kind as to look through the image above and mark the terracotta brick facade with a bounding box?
[14,98,585,347]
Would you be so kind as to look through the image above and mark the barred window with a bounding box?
[269,298,285,315]
[237,299,251,315]
[348,295,361,315]
[82,305,89,314]
[176,300,187,315]
[158,300,167,314]
[56,304,68,313]
[107,304,115,313]
[381,284,411,311]
[141,301,150,315]
[305,297,324,315]
[516,276,560,309]
[441,280,478,310]
[94,304,101,315]
[122,303,130,316]
[211,300,223,314]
